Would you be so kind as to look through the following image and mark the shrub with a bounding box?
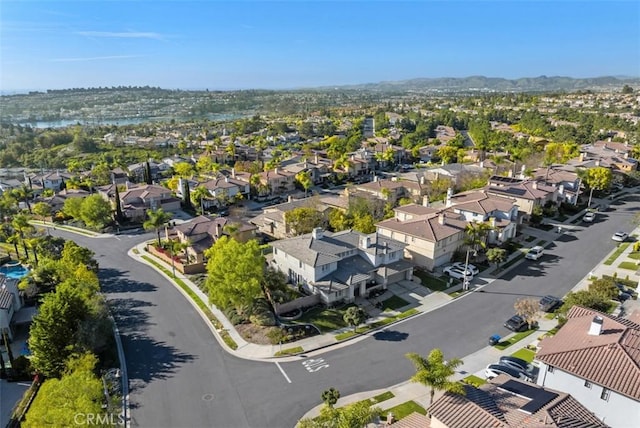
[250,312,277,326]
[223,307,248,325]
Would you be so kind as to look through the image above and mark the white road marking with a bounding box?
[275,362,291,383]
[17,382,31,387]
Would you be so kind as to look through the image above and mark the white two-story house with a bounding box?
[270,228,413,304]
[535,306,640,427]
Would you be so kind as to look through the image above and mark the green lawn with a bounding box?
[604,242,631,265]
[380,401,427,421]
[618,261,639,271]
[370,391,395,404]
[274,346,303,356]
[414,270,450,291]
[494,329,537,351]
[296,305,354,333]
[498,254,525,271]
[544,312,556,320]
[335,308,419,340]
[462,374,487,387]
[381,295,410,311]
[524,236,536,242]
[628,252,640,260]
[510,348,536,363]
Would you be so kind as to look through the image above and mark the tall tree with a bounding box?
[32,201,52,223]
[182,179,193,210]
[205,236,265,310]
[143,208,173,247]
[343,306,367,332]
[514,298,540,329]
[406,349,465,405]
[191,186,211,214]
[295,170,313,197]
[284,207,324,235]
[114,185,124,222]
[11,213,33,259]
[80,194,112,229]
[580,166,613,208]
[145,160,153,185]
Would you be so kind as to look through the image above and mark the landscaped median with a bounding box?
[492,328,537,351]
[335,308,419,341]
[604,242,630,265]
[141,255,238,350]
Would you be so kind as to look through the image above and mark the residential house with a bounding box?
[362,116,375,138]
[445,189,519,244]
[535,306,640,427]
[419,374,608,428]
[127,160,162,183]
[29,171,73,191]
[254,168,296,196]
[271,228,413,304]
[174,215,257,269]
[434,125,456,143]
[485,176,557,221]
[110,167,129,185]
[183,176,250,209]
[376,205,468,271]
[0,274,23,341]
[421,163,487,186]
[119,184,182,221]
[281,157,333,185]
[569,145,638,173]
[43,188,90,215]
[353,176,426,205]
[249,197,333,239]
[0,178,24,195]
[532,166,582,204]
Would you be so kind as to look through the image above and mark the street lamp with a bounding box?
[463,248,476,291]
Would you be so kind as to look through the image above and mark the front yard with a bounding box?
[414,269,449,292]
[296,304,356,333]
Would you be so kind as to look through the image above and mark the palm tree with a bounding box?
[143,208,173,247]
[191,186,212,214]
[464,221,492,256]
[11,214,34,259]
[12,185,33,213]
[406,349,465,405]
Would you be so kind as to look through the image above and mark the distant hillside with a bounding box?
[338,75,640,93]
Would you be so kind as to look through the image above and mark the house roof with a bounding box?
[386,412,430,428]
[376,210,467,242]
[448,190,516,216]
[536,306,640,402]
[486,179,554,201]
[120,184,170,200]
[201,177,245,191]
[0,286,13,310]
[428,375,608,428]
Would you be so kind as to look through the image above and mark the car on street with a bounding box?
[539,295,563,312]
[443,265,474,280]
[485,364,533,382]
[498,356,530,372]
[504,315,529,332]
[451,262,480,276]
[583,211,596,223]
[612,231,629,242]
[525,246,544,260]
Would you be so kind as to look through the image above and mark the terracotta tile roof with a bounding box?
[387,411,430,428]
[428,375,608,428]
[536,306,640,402]
[376,210,467,242]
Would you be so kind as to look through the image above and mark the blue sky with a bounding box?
[1,1,639,91]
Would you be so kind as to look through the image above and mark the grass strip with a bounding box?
[493,329,537,350]
[618,261,639,270]
[604,242,631,265]
[499,253,525,271]
[510,347,536,363]
[142,255,238,350]
[274,346,303,356]
[381,295,410,311]
[628,252,640,260]
[462,374,487,387]
[380,401,427,421]
[335,308,419,340]
[414,270,449,291]
[370,391,395,404]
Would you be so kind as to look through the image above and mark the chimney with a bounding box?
[507,169,513,178]
[225,176,229,183]
[373,175,378,182]
[315,154,319,164]
[490,217,496,228]
[215,221,223,237]
[361,236,371,248]
[532,181,538,190]
[588,316,603,336]
[420,176,425,185]
[446,187,453,207]
[579,153,585,162]
[312,227,323,239]
[595,159,600,167]
[422,195,429,207]
[480,160,484,168]
[275,167,279,175]
[288,195,293,203]
[438,213,445,225]
[558,184,565,195]
[232,168,236,178]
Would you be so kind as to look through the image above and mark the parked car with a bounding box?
[539,295,563,312]
[612,231,629,242]
[499,356,530,372]
[485,364,533,382]
[443,265,474,280]
[504,315,529,332]
[583,211,596,223]
[616,292,632,302]
[525,246,544,261]
[451,262,480,276]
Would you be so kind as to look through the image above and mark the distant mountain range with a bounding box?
[334,75,640,93]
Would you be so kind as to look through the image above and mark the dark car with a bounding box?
[504,315,528,332]
[539,295,563,313]
[485,364,533,382]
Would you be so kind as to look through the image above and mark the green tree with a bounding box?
[11,213,34,259]
[80,194,112,229]
[63,197,84,219]
[299,398,381,428]
[406,349,465,405]
[581,167,613,208]
[436,146,458,164]
[12,185,34,213]
[284,207,324,235]
[205,237,265,310]
[32,201,52,223]
[589,277,618,300]
[321,387,341,407]
[514,297,540,329]
[62,240,99,272]
[328,209,351,232]
[143,208,173,247]
[191,186,211,214]
[622,84,634,94]
[173,161,194,178]
[559,290,612,314]
[114,185,124,222]
[29,284,90,378]
[352,213,376,234]
[23,353,107,428]
[464,221,492,256]
[343,306,367,332]
[486,247,507,269]
[295,170,313,197]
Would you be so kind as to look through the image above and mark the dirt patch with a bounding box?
[235,323,278,345]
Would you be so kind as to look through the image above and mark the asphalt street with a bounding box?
[53,194,640,428]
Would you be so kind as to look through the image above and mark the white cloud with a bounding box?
[76,31,163,40]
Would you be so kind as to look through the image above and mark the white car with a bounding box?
[525,246,544,261]
[583,212,596,223]
[443,265,474,280]
[451,262,480,276]
[612,232,629,242]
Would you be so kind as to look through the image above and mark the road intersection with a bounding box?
[52,193,640,428]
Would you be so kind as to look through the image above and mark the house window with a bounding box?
[584,380,592,389]
[600,388,610,401]
[273,248,277,255]
[547,366,554,373]
[299,261,302,268]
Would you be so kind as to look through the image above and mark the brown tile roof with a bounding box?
[536,306,640,402]
[388,411,430,428]
[448,190,516,216]
[376,210,467,242]
[394,204,441,217]
[428,375,608,428]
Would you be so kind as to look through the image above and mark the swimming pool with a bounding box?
[0,263,30,279]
